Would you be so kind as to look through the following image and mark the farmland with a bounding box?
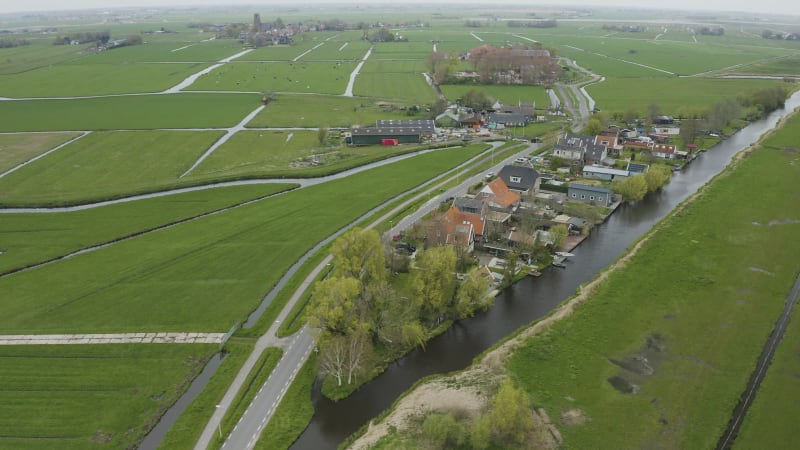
[2,4,800,450]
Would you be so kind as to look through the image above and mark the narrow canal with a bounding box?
[290,92,800,450]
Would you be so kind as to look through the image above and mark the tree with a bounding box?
[455,270,491,318]
[307,277,361,335]
[461,89,492,111]
[428,98,449,118]
[317,125,329,146]
[331,228,386,290]
[583,117,602,136]
[488,378,534,445]
[549,224,568,249]
[470,415,492,450]
[317,328,372,386]
[623,108,639,125]
[412,246,457,324]
[644,164,672,192]
[318,333,348,386]
[612,174,648,202]
[422,413,467,448]
[679,118,699,147]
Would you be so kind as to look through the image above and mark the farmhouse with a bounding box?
[567,183,614,207]
[488,112,528,128]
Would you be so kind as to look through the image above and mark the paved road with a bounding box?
[199,141,538,450]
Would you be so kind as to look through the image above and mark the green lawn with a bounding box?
[0,145,487,334]
[0,93,260,132]
[0,130,224,205]
[0,132,81,173]
[439,84,551,108]
[245,94,423,128]
[0,184,294,274]
[186,60,356,94]
[0,41,87,75]
[64,40,245,64]
[506,117,800,449]
[0,63,211,98]
[0,344,217,450]
[299,39,372,61]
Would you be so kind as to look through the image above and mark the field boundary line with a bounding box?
[0,131,91,179]
[0,332,226,345]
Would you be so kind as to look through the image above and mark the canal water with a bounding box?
[290,92,800,450]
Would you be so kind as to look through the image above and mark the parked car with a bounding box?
[395,242,416,253]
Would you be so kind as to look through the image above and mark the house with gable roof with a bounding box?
[497,165,540,196]
[477,178,521,212]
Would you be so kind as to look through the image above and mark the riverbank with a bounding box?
[345,106,800,449]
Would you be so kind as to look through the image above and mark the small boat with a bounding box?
[552,255,567,268]
[555,252,574,258]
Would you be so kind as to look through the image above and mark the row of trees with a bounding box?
[467,45,561,85]
[308,228,490,390]
[612,164,673,202]
[53,31,110,45]
[0,38,29,48]
[507,19,557,28]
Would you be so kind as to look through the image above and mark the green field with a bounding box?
[0,344,216,450]
[0,130,224,205]
[587,77,786,116]
[0,93,260,132]
[353,72,437,102]
[65,40,245,64]
[298,39,372,61]
[731,54,800,76]
[0,184,293,273]
[0,146,486,334]
[505,116,800,449]
[0,62,211,98]
[439,84,551,107]
[245,94,422,128]
[0,132,81,173]
[186,60,356,94]
[0,41,87,75]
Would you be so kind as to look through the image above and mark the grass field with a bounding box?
[299,39,372,61]
[245,94,423,127]
[0,146,486,334]
[587,77,786,116]
[0,132,81,173]
[186,60,356,94]
[0,184,294,274]
[731,54,800,76]
[0,93,260,132]
[505,116,800,449]
[0,130,224,205]
[353,72,437,102]
[65,40,245,64]
[0,41,87,75]
[0,62,211,98]
[0,344,217,450]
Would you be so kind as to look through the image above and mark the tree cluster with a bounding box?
[612,164,672,202]
[426,51,458,84]
[460,89,494,111]
[419,378,536,449]
[53,31,110,45]
[696,27,725,36]
[469,44,561,85]
[0,38,29,48]
[464,20,485,28]
[761,30,800,40]
[602,24,645,32]
[308,228,490,391]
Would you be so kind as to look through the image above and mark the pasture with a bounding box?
[353,72,437,102]
[186,60,356,94]
[0,132,81,173]
[0,145,487,334]
[0,130,224,205]
[66,40,245,64]
[300,39,372,61]
[0,40,86,75]
[587,77,785,116]
[0,184,293,274]
[507,116,800,449]
[0,344,216,450]
[0,93,260,132]
[245,94,420,127]
[440,84,551,107]
[237,34,340,61]
[0,62,211,98]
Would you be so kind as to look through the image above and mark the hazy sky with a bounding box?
[2,0,800,17]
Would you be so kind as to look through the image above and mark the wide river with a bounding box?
[290,91,800,450]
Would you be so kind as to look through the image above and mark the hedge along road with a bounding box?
[189,141,533,450]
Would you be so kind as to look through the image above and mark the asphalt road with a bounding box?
[222,328,315,450]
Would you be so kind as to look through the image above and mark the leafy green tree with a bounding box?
[461,89,493,111]
[455,270,491,318]
[548,224,568,249]
[412,246,457,324]
[612,174,648,202]
[307,277,361,335]
[317,125,329,146]
[488,378,534,445]
[332,228,386,290]
[469,415,492,450]
[583,117,602,136]
[422,413,467,448]
[644,164,672,192]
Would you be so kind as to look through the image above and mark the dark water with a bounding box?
[291,92,800,450]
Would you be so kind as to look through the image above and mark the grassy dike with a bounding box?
[350,112,800,449]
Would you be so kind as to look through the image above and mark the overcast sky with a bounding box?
[2,0,799,17]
